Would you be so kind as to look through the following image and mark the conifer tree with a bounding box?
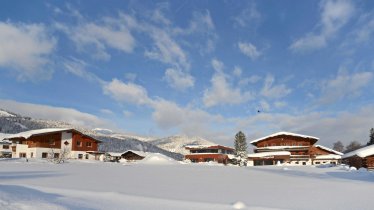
[367,128,374,146]
[234,131,248,166]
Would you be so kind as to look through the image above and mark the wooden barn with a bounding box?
[184,145,234,165]
[342,145,374,170]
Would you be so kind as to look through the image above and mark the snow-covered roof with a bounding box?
[342,144,374,159]
[6,128,72,139]
[184,144,234,150]
[314,154,341,160]
[250,131,319,144]
[248,151,291,158]
[106,150,148,157]
[0,133,12,141]
[314,145,343,155]
[106,152,124,157]
[124,150,147,157]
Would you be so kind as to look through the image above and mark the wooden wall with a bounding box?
[255,136,315,147]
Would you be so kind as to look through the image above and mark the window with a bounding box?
[204,158,214,162]
[3,145,9,149]
[78,154,83,159]
[85,154,89,159]
[292,143,296,146]
[315,162,320,164]
[49,139,55,145]
[76,141,82,147]
[42,153,48,158]
[19,153,26,158]
[271,143,276,146]
[264,143,268,147]
[54,153,60,158]
[86,142,92,147]
[31,152,33,158]
[299,143,303,146]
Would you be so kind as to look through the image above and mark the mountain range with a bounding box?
[0,109,217,160]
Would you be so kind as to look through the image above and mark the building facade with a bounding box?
[342,144,374,170]
[184,145,234,164]
[6,128,101,160]
[248,132,342,166]
[0,139,12,158]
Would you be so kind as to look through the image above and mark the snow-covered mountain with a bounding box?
[147,135,216,155]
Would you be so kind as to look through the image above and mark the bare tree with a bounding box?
[332,141,344,152]
[48,145,70,164]
[344,141,362,153]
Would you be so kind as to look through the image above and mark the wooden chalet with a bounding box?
[248,132,342,166]
[5,128,102,160]
[184,145,234,165]
[342,145,374,170]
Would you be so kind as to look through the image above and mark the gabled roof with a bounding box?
[184,144,234,151]
[5,128,101,143]
[314,145,343,155]
[342,144,374,159]
[250,131,319,145]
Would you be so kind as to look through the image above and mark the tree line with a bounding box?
[333,128,374,153]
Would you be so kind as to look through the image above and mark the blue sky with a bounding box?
[0,0,373,147]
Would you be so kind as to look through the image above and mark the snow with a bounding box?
[137,153,178,165]
[314,145,343,155]
[248,151,291,158]
[0,160,373,210]
[0,133,12,141]
[342,144,374,158]
[250,131,319,144]
[314,154,342,160]
[5,128,72,139]
[0,110,15,117]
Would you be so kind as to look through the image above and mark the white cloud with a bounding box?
[102,79,151,105]
[145,27,190,71]
[233,66,242,77]
[123,110,132,118]
[164,68,194,91]
[150,99,225,139]
[100,109,114,115]
[203,59,253,107]
[290,0,355,52]
[211,59,224,72]
[0,99,109,129]
[259,100,270,112]
[238,42,261,60]
[274,101,287,108]
[261,74,292,99]
[233,2,261,28]
[56,13,135,60]
[318,70,373,104]
[237,105,374,148]
[63,58,103,83]
[239,75,261,86]
[0,22,56,81]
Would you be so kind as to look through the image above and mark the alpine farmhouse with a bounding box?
[248,132,342,166]
[5,128,102,160]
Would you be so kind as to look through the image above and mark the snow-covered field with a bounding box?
[0,158,373,210]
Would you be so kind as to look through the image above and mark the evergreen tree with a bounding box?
[332,141,344,152]
[234,131,248,166]
[367,128,374,146]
